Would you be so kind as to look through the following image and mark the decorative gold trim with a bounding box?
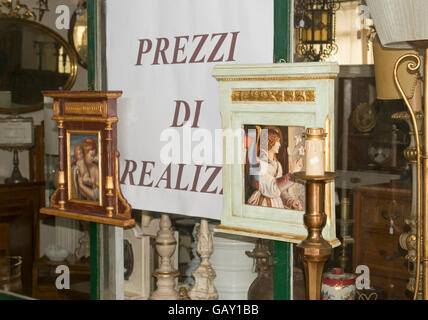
[218,76,336,81]
[0,102,43,115]
[325,116,332,225]
[304,127,326,140]
[215,224,341,247]
[231,89,316,103]
[392,111,424,121]
[106,176,114,190]
[58,171,65,185]
[66,130,103,206]
[216,224,302,241]
[43,91,123,99]
[39,207,135,227]
[106,206,114,217]
[404,148,418,163]
[52,116,118,123]
[115,151,131,217]
[153,271,180,278]
[54,101,60,117]
[65,102,104,115]
[49,188,59,208]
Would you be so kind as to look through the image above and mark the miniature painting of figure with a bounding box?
[69,133,100,203]
[244,125,305,211]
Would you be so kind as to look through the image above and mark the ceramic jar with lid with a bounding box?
[321,268,356,300]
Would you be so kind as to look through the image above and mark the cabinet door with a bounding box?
[0,184,42,296]
[353,185,411,300]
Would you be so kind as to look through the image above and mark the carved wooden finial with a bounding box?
[188,219,218,300]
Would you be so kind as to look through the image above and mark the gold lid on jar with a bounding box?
[304,128,326,140]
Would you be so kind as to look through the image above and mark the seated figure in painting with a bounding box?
[72,144,90,187]
[247,127,299,209]
[73,138,99,201]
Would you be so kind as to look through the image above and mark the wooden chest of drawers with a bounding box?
[353,182,411,300]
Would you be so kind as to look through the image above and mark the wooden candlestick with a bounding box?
[294,171,336,300]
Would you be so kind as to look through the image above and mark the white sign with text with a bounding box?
[106,0,273,219]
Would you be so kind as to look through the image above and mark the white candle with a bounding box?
[305,128,325,176]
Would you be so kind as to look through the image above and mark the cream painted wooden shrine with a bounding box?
[212,63,340,246]
[130,63,342,300]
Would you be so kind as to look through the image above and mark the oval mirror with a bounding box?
[0,17,78,114]
[69,2,88,69]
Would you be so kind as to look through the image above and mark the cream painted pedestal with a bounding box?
[210,233,257,300]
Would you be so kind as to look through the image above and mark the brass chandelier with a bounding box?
[295,0,340,62]
[0,0,49,21]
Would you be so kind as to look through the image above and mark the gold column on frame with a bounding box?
[57,120,65,210]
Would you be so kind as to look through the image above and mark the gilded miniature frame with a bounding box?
[213,63,340,246]
[40,91,134,227]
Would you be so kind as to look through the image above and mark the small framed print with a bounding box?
[0,117,34,149]
[40,91,134,227]
[213,62,340,246]
[67,131,102,205]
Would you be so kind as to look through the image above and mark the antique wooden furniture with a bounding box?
[334,64,408,274]
[0,223,9,256]
[353,181,411,300]
[212,62,339,245]
[40,91,134,227]
[0,181,44,296]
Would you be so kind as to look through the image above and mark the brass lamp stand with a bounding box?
[295,171,336,300]
[393,48,426,299]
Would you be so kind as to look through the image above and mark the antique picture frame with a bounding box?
[40,91,134,227]
[213,63,340,246]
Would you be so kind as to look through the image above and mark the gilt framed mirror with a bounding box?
[0,17,78,114]
[68,1,88,69]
